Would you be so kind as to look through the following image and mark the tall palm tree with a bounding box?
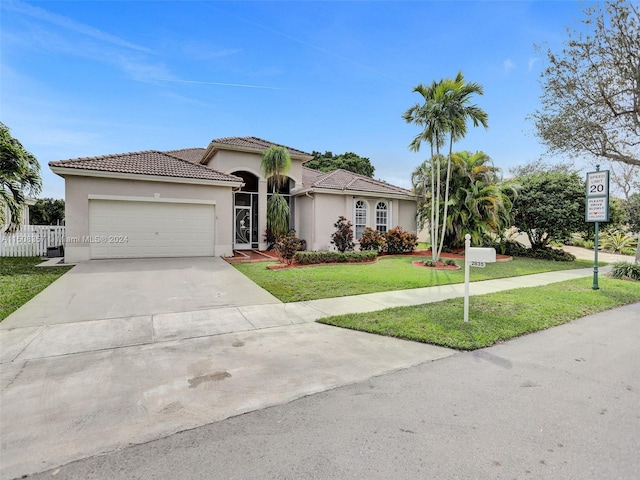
[405,73,487,260]
[436,73,488,256]
[1,122,42,230]
[404,81,447,260]
[261,146,292,238]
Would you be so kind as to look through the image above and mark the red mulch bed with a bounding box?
[412,260,461,270]
[225,248,512,269]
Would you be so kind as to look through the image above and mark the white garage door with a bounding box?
[89,200,215,259]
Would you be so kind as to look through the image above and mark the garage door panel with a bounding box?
[89,200,215,259]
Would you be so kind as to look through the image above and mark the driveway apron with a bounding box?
[0,257,454,479]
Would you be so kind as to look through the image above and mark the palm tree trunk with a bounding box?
[437,137,454,258]
[433,148,442,262]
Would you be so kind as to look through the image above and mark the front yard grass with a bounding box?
[234,255,594,302]
[0,257,73,322]
[319,276,640,350]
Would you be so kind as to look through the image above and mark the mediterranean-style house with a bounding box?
[50,136,417,262]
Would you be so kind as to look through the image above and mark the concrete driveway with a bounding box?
[0,257,454,479]
[1,257,282,329]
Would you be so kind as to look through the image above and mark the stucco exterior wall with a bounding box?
[206,150,304,189]
[207,149,306,250]
[296,192,417,251]
[63,175,234,262]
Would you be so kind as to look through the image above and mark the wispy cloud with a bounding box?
[3,0,153,53]
[180,41,241,61]
[4,1,281,91]
[527,57,539,71]
[157,78,282,90]
[503,59,516,74]
[221,9,402,83]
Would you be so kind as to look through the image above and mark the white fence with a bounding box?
[0,225,66,257]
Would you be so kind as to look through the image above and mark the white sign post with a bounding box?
[464,234,496,322]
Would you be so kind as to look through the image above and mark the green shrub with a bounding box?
[294,250,377,265]
[358,227,387,253]
[503,243,576,262]
[331,216,355,252]
[609,262,640,281]
[422,259,436,267]
[385,226,418,254]
[443,259,458,267]
[274,230,303,265]
[599,230,638,254]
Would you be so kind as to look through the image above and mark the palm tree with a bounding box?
[404,81,447,260]
[1,122,42,229]
[446,151,518,247]
[261,146,292,238]
[436,73,488,256]
[405,72,488,260]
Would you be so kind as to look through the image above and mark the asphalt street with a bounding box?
[23,302,640,480]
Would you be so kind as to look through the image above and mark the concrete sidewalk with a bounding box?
[1,267,601,363]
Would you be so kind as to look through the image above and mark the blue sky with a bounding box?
[2,0,588,199]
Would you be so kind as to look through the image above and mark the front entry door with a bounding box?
[234,206,252,249]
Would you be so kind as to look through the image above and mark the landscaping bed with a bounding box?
[233,255,594,302]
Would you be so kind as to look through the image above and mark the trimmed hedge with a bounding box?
[295,250,378,265]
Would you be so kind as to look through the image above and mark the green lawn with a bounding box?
[0,257,73,321]
[319,276,640,350]
[233,255,594,302]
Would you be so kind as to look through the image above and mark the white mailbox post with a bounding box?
[464,234,496,322]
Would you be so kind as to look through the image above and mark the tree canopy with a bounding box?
[512,171,586,249]
[1,122,42,228]
[531,0,640,168]
[305,151,375,178]
[30,198,65,226]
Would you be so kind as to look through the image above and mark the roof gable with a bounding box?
[50,150,242,183]
[204,136,312,161]
[301,167,414,198]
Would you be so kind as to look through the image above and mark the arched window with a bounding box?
[375,201,389,233]
[354,199,368,240]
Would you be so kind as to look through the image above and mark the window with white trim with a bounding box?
[375,201,389,233]
[354,199,367,240]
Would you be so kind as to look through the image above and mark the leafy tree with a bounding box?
[508,160,577,178]
[1,122,42,228]
[261,146,291,238]
[404,72,488,261]
[605,161,639,200]
[623,193,640,233]
[30,198,65,225]
[531,0,640,168]
[305,151,375,177]
[513,171,586,249]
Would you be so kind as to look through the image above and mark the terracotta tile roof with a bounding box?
[49,150,243,183]
[163,148,206,163]
[208,136,312,158]
[301,167,414,197]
